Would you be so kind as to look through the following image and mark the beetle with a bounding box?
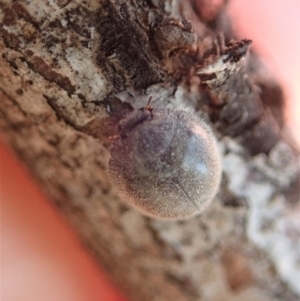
[109,98,221,220]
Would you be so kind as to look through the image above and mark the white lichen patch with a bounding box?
[223,138,300,296]
[247,191,300,295]
[252,141,300,188]
[65,47,111,99]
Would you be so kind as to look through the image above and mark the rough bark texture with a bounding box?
[0,1,299,301]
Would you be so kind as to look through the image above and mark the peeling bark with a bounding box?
[0,1,299,301]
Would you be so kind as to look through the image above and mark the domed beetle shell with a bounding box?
[109,106,221,220]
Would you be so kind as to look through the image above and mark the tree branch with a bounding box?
[0,1,299,300]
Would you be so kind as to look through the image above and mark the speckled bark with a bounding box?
[0,1,299,301]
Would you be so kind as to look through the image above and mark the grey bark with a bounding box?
[0,1,299,301]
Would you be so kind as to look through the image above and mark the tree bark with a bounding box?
[0,1,299,301]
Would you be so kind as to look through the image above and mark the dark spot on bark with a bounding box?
[54,0,72,8]
[0,27,20,50]
[2,8,17,25]
[257,81,285,127]
[77,93,85,101]
[48,19,64,30]
[66,6,94,38]
[221,181,247,207]
[12,2,39,26]
[7,59,19,70]
[45,35,65,50]
[239,110,280,155]
[16,88,23,95]
[198,72,217,82]
[24,51,75,94]
[283,175,300,205]
[215,72,264,136]
[81,40,89,48]
[222,194,247,207]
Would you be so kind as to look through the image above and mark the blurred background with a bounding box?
[1,1,299,300]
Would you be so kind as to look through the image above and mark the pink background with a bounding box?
[229,0,300,143]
